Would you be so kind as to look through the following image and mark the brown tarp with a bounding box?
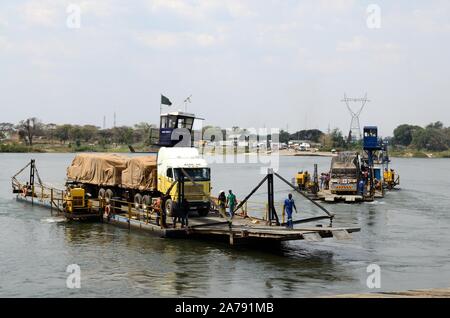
[121,156,157,190]
[67,154,128,186]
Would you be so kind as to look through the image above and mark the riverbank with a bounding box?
[0,143,132,153]
[2,143,450,159]
[329,287,450,298]
[390,149,450,158]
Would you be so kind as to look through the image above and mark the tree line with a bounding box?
[0,118,155,147]
[1,118,448,152]
[391,121,450,151]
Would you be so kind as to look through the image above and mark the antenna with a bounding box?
[341,93,370,142]
[183,95,192,112]
[113,112,116,128]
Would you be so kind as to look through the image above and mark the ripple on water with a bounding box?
[0,154,450,297]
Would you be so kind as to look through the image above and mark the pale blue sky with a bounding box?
[0,0,449,136]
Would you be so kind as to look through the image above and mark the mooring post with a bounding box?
[312,163,319,195]
[267,168,276,226]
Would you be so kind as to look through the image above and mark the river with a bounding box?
[0,153,449,297]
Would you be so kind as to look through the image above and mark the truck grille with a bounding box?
[184,184,206,201]
[73,197,84,207]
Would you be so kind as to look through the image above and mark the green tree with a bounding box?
[290,129,323,143]
[330,128,346,148]
[392,124,423,146]
[112,127,133,144]
[426,121,444,130]
[55,125,72,144]
[80,125,99,143]
[279,130,290,143]
[412,126,448,151]
[98,129,113,148]
[69,126,83,142]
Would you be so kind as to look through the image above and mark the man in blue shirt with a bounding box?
[283,193,297,229]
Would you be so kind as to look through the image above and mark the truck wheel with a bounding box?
[98,188,106,200]
[165,199,173,217]
[198,208,209,217]
[105,189,114,203]
[142,195,151,209]
[134,193,143,209]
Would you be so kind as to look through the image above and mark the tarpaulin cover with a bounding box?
[121,156,157,190]
[67,154,128,186]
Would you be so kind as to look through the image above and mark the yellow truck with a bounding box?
[65,147,211,218]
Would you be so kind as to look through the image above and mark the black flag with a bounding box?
[161,94,172,106]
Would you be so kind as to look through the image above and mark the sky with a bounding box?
[0,0,449,137]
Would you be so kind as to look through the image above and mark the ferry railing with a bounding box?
[101,197,162,226]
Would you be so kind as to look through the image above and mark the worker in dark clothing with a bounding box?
[218,190,227,218]
[181,198,189,227]
[283,193,297,229]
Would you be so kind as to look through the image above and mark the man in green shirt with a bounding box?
[226,190,237,218]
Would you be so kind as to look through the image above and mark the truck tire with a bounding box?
[165,199,173,217]
[105,189,114,203]
[98,188,106,200]
[134,193,143,209]
[198,208,209,217]
[142,195,151,209]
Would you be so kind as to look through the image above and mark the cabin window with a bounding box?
[167,168,173,179]
[168,116,177,129]
[364,129,377,137]
[184,117,194,130]
[160,116,168,128]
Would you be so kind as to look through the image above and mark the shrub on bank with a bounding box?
[0,143,29,153]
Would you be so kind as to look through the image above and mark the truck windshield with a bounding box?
[174,168,210,181]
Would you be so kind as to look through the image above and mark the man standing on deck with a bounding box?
[226,190,237,218]
[283,193,297,229]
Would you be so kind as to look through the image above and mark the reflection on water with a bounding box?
[0,153,450,297]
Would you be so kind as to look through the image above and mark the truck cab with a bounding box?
[157,147,211,216]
